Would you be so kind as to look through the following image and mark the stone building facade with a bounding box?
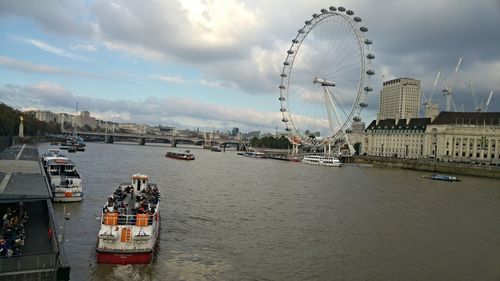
[423,112,500,165]
[364,118,430,158]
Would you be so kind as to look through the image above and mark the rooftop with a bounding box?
[431,112,500,126]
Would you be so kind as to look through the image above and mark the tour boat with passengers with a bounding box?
[41,149,83,202]
[302,154,342,167]
[96,174,160,264]
[165,150,195,160]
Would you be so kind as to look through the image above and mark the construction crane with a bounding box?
[441,57,462,112]
[484,91,494,112]
[470,81,494,112]
[422,71,440,118]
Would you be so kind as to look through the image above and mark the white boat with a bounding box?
[96,174,160,264]
[242,151,266,158]
[41,149,83,202]
[302,154,342,167]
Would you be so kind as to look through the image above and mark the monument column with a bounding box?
[18,116,24,138]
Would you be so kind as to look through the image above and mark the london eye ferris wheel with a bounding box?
[278,6,375,153]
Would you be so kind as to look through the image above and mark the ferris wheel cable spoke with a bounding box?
[330,91,350,118]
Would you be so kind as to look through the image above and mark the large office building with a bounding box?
[378,78,421,120]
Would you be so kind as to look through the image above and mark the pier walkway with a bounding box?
[0,144,69,281]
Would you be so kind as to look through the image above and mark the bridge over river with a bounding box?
[64,131,249,150]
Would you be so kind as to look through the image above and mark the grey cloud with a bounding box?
[0,56,128,83]
[0,0,93,37]
[1,0,499,115]
[0,82,279,132]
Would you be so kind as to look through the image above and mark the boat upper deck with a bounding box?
[102,183,160,226]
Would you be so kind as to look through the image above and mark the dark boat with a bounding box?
[422,174,461,182]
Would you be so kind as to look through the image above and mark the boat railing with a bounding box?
[0,252,58,274]
[102,212,155,226]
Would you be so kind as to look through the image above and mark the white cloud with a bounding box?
[72,44,98,52]
[150,75,192,84]
[15,37,91,61]
[1,0,499,118]
[0,82,280,132]
[0,56,105,79]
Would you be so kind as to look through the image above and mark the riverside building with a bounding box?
[423,112,500,165]
[364,118,431,158]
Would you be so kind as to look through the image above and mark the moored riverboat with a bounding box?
[165,151,195,160]
[41,150,83,202]
[242,151,266,158]
[302,154,342,167]
[96,174,160,264]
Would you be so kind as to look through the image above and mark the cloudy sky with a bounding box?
[0,0,499,133]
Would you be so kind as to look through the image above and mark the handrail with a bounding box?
[0,252,58,274]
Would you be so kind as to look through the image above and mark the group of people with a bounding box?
[0,203,27,257]
[102,184,159,219]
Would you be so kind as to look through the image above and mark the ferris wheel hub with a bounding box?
[313,77,336,87]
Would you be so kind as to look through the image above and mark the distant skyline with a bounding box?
[1,0,499,133]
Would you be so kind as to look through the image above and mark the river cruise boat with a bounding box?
[96,174,160,264]
[42,155,83,202]
[302,154,342,167]
[422,174,461,182]
[165,151,195,160]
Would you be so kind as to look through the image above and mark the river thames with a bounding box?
[38,142,500,281]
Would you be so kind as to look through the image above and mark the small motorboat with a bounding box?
[422,174,461,182]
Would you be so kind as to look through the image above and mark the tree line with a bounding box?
[249,135,291,149]
[0,103,60,136]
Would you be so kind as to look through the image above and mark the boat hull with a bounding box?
[53,196,83,202]
[96,250,153,264]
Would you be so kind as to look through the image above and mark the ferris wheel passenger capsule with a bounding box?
[329,6,336,11]
[359,102,368,107]
[353,17,362,22]
[364,86,373,92]
[279,85,286,89]
[279,96,286,101]
[346,10,354,15]
[321,9,328,13]
[364,39,373,45]
[360,26,368,32]
[366,69,375,75]
[338,7,346,12]
[280,108,287,112]
[367,54,375,59]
